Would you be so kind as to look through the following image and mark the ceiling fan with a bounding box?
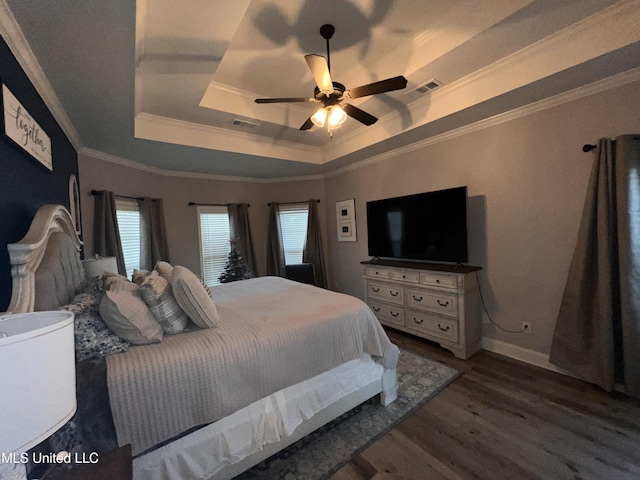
[255,24,408,136]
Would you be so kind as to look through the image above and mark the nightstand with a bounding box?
[44,445,132,480]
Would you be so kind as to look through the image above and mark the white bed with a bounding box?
[6,204,398,480]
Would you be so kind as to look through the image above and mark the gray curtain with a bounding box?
[550,135,640,396]
[138,197,169,270]
[266,202,285,277]
[303,199,327,288]
[93,190,126,275]
[228,203,257,276]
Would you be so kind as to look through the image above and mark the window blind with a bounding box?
[115,199,141,279]
[278,204,309,265]
[198,206,231,285]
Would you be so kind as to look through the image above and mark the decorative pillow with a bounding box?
[170,266,219,328]
[132,269,151,285]
[155,261,174,279]
[139,271,189,334]
[102,271,129,289]
[60,292,129,362]
[99,280,163,344]
[77,275,104,296]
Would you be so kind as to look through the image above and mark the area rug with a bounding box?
[237,349,460,480]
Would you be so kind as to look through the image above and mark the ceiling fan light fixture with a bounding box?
[328,105,347,128]
[311,107,328,127]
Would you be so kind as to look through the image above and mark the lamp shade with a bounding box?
[0,311,76,454]
[83,255,118,278]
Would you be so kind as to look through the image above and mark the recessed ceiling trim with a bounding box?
[200,80,315,128]
[322,1,640,163]
[401,0,535,77]
[325,66,640,179]
[135,112,323,164]
[80,147,325,184]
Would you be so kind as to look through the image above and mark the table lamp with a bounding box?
[0,311,76,480]
[82,255,118,279]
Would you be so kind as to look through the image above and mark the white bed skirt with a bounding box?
[133,355,386,480]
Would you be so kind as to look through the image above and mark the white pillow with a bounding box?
[99,280,163,344]
[170,266,219,328]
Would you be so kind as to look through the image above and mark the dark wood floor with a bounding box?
[332,329,640,480]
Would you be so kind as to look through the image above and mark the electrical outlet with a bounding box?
[522,322,531,334]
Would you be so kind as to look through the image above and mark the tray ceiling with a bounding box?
[3,0,640,178]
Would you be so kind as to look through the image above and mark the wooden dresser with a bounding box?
[362,259,482,359]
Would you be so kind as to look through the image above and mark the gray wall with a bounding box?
[79,79,640,359]
[324,79,640,355]
[78,154,326,279]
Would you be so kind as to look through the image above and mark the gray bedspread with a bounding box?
[106,277,399,455]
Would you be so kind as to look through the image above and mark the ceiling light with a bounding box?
[328,105,347,128]
[311,108,328,128]
[311,105,348,137]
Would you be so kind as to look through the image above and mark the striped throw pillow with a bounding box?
[139,271,189,334]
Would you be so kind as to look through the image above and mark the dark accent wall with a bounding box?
[0,35,79,311]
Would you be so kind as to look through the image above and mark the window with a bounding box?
[115,199,141,279]
[198,206,231,285]
[278,204,308,265]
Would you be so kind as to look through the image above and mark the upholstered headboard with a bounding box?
[6,205,84,314]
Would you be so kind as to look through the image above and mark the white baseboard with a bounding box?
[481,337,577,378]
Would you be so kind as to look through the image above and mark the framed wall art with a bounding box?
[2,82,52,171]
[336,198,356,242]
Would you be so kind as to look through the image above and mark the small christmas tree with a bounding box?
[219,239,253,283]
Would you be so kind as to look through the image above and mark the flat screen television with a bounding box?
[366,186,468,263]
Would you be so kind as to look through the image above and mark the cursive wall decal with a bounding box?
[2,84,52,170]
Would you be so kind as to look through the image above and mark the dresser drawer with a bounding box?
[368,301,405,327]
[407,311,458,343]
[364,266,390,279]
[390,270,420,283]
[368,281,404,305]
[406,288,458,317]
[420,272,458,290]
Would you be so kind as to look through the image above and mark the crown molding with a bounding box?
[323,0,640,163]
[79,147,325,184]
[85,66,640,185]
[135,112,323,164]
[325,67,640,179]
[0,0,83,150]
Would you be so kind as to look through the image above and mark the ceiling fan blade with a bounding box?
[255,97,317,104]
[344,75,408,99]
[300,116,315,130]
[342,103,378,126]
[305,54,333,94]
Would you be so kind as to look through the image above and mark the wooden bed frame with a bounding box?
[6,204,397,480]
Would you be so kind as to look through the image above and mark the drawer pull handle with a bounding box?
[391,311,399,317]
[372,287,380,293]
[372,306,380,312]
[412,295,423,302]
[413,317,424,324]
[437,324,450,332]
[437,300,450,307]
[375,271,379,275]
[436,279,440,283]
[390,290,399,297]
[402,275,406,278]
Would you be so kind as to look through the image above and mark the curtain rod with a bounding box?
[582,136,639,152]
[188,202,250,207]
[90,189,143,200]
[267,199,320,206]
